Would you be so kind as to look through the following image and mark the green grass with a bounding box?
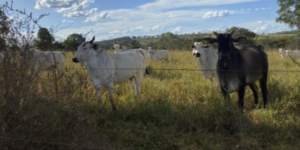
[1,50,300,149]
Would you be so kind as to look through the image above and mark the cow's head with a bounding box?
[113,44,121,50]
[191,42,213,58]
[72,36,99,63]
[203,30,245,67]
[148,49,153,54]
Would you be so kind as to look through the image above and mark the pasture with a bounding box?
[1,49,300,149]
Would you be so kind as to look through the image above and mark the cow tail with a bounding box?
[145,67,150,74]
[137,50,150,74]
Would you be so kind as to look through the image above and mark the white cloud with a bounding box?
[151,25,164,31]
[236,21,291,34]
[139,0,263,11]
[84,12,109,22]
[36,0,97,18]
[64,8,97,17]
[133,26,146,31]
[256,21,264,24]
[254,24,269,33]
[203,10,230,19]
[51,0,288,41]
[35,0,80,9]
[171,26,182,33]
[62,19,74,23]
[56,0,93,12]
[129,25,164,32]
[109,30,121,34]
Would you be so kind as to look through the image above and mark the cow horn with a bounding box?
[89,36,95,43]
[228,29,235,35]
[213,31,218,36]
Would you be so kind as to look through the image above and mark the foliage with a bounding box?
[226,26,257,45]
[53,41,65,50]
[34,27,55,51]
[276,0,300,29]
[2,50,300,149]
[130,39,141,49]
[155,32,192,50]
[63,33,85,51]
[0,7,10,49]
[0,8,10,35]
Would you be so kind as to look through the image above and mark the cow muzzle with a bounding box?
[195,53,201,57]
[72,57,80,63]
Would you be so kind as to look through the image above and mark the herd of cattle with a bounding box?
[0,30,297,112]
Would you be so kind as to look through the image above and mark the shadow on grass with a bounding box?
[1,95,300,149]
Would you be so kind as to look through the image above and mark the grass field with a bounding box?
[1,49,300,150]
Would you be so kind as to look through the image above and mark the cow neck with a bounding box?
[87,50,112,72]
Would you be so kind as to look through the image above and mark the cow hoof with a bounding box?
[112,107,117,111]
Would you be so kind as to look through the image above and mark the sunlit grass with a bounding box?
[1,49,300,149]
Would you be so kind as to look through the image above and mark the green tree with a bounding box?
[63,33,85,51]
[226,27,257,44]
[0,9,10,35]
[130,40,141,49]
[34,28,55,51]
[276,0,300,29]
[53,41,65,50]
[156,32,186,50]
[0,8,10,50]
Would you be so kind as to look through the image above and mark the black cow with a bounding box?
[204,30,268,109]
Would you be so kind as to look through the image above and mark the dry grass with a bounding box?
[1,50,300,150]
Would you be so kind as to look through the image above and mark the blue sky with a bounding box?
[3,0,292,41]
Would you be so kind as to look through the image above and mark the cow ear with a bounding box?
[228,29,235,35]
[233,37,245,43]
[89,36,95,43]
[93,44,98,50]
[203,38,217,44]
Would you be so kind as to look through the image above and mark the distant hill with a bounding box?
[273,30,297,34]
[95,36,132,49]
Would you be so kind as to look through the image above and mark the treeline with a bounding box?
[31,27,299,52]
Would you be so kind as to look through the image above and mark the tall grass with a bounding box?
[1,50,300,149]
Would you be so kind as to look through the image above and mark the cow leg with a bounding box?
[259,75,268,109]
[238,87,245,109]
[128,77,137,96]
[57,65,65,79]
[208,78,214,86]
[107,87,117,111]
[249,83,258,105]
[135,77,142,101]
[95,87,103,112]
[221,87,230,99]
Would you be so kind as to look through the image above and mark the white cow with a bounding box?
[191,42,219,85]
[279,48,288,58]
[279,48,300,59]
[21,48,66,77]
[286,50,300,58]
[148,47,169,62]
[113,44,128,53]
[72,37,148,111]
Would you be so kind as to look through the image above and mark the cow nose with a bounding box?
[72,57,79,63]
[221,55,229,61]
[195,53,201,57]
